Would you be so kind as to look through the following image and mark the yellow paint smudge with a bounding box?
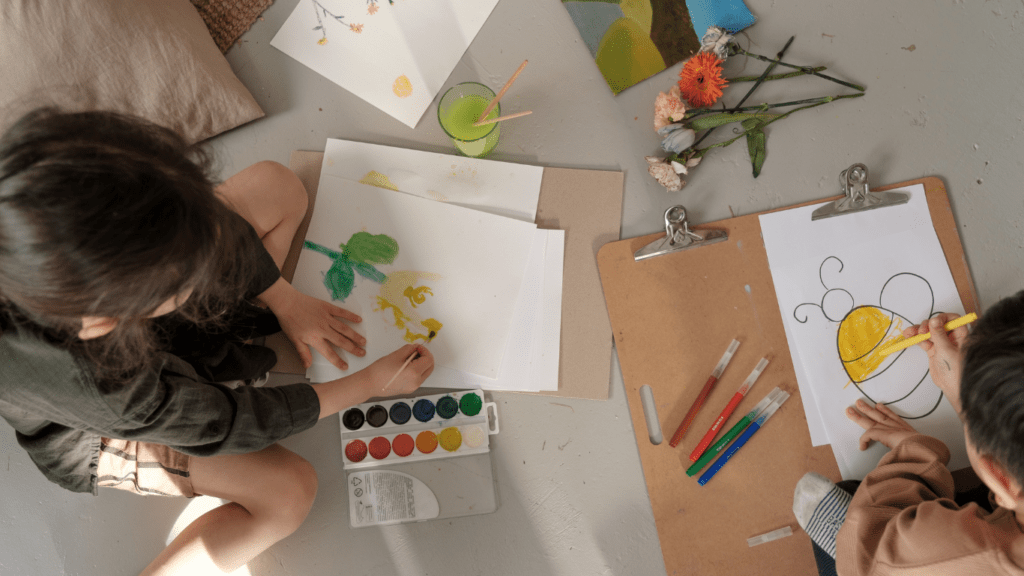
[403,285,433,307]
[359,170,399,191]
[393,75,413,98]
[374,271,443,343]
[838,307,904,386]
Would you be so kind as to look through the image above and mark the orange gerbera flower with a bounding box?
[678,52,728,108]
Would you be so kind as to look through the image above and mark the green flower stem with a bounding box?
[729,45,866,92]
[682,92,864,120]
[692,36,795,150]
[675,96,858,162]
[730,66,827,83]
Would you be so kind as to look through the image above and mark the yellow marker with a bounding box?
[878,313,978,357]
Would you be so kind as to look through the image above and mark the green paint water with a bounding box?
[440,94,499,141]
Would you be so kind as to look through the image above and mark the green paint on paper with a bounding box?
[303,231,398,301]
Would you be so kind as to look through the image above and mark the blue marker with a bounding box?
[697,392,790,486]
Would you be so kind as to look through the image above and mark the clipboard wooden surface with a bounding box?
[267,150,623,401]
[596,177,978,575]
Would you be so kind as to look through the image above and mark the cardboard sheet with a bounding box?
[270,152,623,401]
[596,177,977,575]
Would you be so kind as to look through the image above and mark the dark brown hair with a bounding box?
[960,290,1024,486]
[0,108,255,379]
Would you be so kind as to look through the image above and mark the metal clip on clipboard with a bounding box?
[634,206,727,261]
[811,163,910,220]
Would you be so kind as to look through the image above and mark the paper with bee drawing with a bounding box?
[760,184,968,480]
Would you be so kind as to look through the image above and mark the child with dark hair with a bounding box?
[0,108,435,575]
[791,290,1024,575]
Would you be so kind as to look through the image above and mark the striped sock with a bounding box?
[793,472,853,558]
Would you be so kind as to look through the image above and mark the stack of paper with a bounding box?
[291,139,564,393]
[759,184,968,479]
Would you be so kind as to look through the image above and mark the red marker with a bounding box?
[689,357,769,462]
[669,339,740,448]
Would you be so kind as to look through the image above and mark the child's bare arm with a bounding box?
[312,345,434,420]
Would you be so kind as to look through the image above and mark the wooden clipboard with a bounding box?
[596,176,978,575]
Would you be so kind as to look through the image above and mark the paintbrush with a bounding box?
[381,331,436,391]
[474,59,528,126]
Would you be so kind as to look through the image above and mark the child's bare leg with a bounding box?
[139,444,317,575]
[216,161,309,268]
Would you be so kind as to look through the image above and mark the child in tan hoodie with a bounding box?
[793,290,1024,576]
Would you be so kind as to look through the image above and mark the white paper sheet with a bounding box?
[760,184,968,479]
[322,139,545,223]
[308,228,563,392]
[292,174,535,379]
[271,0,500,128]
[307,139,561,392]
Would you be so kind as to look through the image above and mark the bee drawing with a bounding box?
[793,256,944,419]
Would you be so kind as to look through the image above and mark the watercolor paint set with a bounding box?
[339,390,500,527]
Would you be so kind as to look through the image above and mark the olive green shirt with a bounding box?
[0,219,320,494]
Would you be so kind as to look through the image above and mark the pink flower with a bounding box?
[654,86,688,133]
[646,157,683,192]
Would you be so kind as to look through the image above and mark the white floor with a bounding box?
[3,0,1024,574]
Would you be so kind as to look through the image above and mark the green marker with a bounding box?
[686,387,782,477]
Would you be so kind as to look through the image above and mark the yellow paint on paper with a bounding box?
[359,170,399,191]
[393,75,413,98]
[403,285,433,307]
[373,270,443,343]
[837,306,904,385]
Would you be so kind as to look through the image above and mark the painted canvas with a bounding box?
[291,174,536,379]
[561,0,701,94]
[760,185,968,479]
[271,0,500,128]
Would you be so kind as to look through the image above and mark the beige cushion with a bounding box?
[0,0,264,144]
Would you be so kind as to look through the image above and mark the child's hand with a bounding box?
[263,281,366,370]
[902,313,968,413]
[846,399,919,451]
[363,345,434,397]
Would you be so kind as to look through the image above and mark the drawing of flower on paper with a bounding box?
[303,231,398,301]
[367,1,379,15]
[310,0,362,44]
[303,232,443,344]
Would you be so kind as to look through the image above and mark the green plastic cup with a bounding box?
[437,82,500,158]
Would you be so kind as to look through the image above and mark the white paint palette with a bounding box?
[339,390,501,527]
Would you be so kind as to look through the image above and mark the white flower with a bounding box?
[658,124,696,154]
[701,26,733,60]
